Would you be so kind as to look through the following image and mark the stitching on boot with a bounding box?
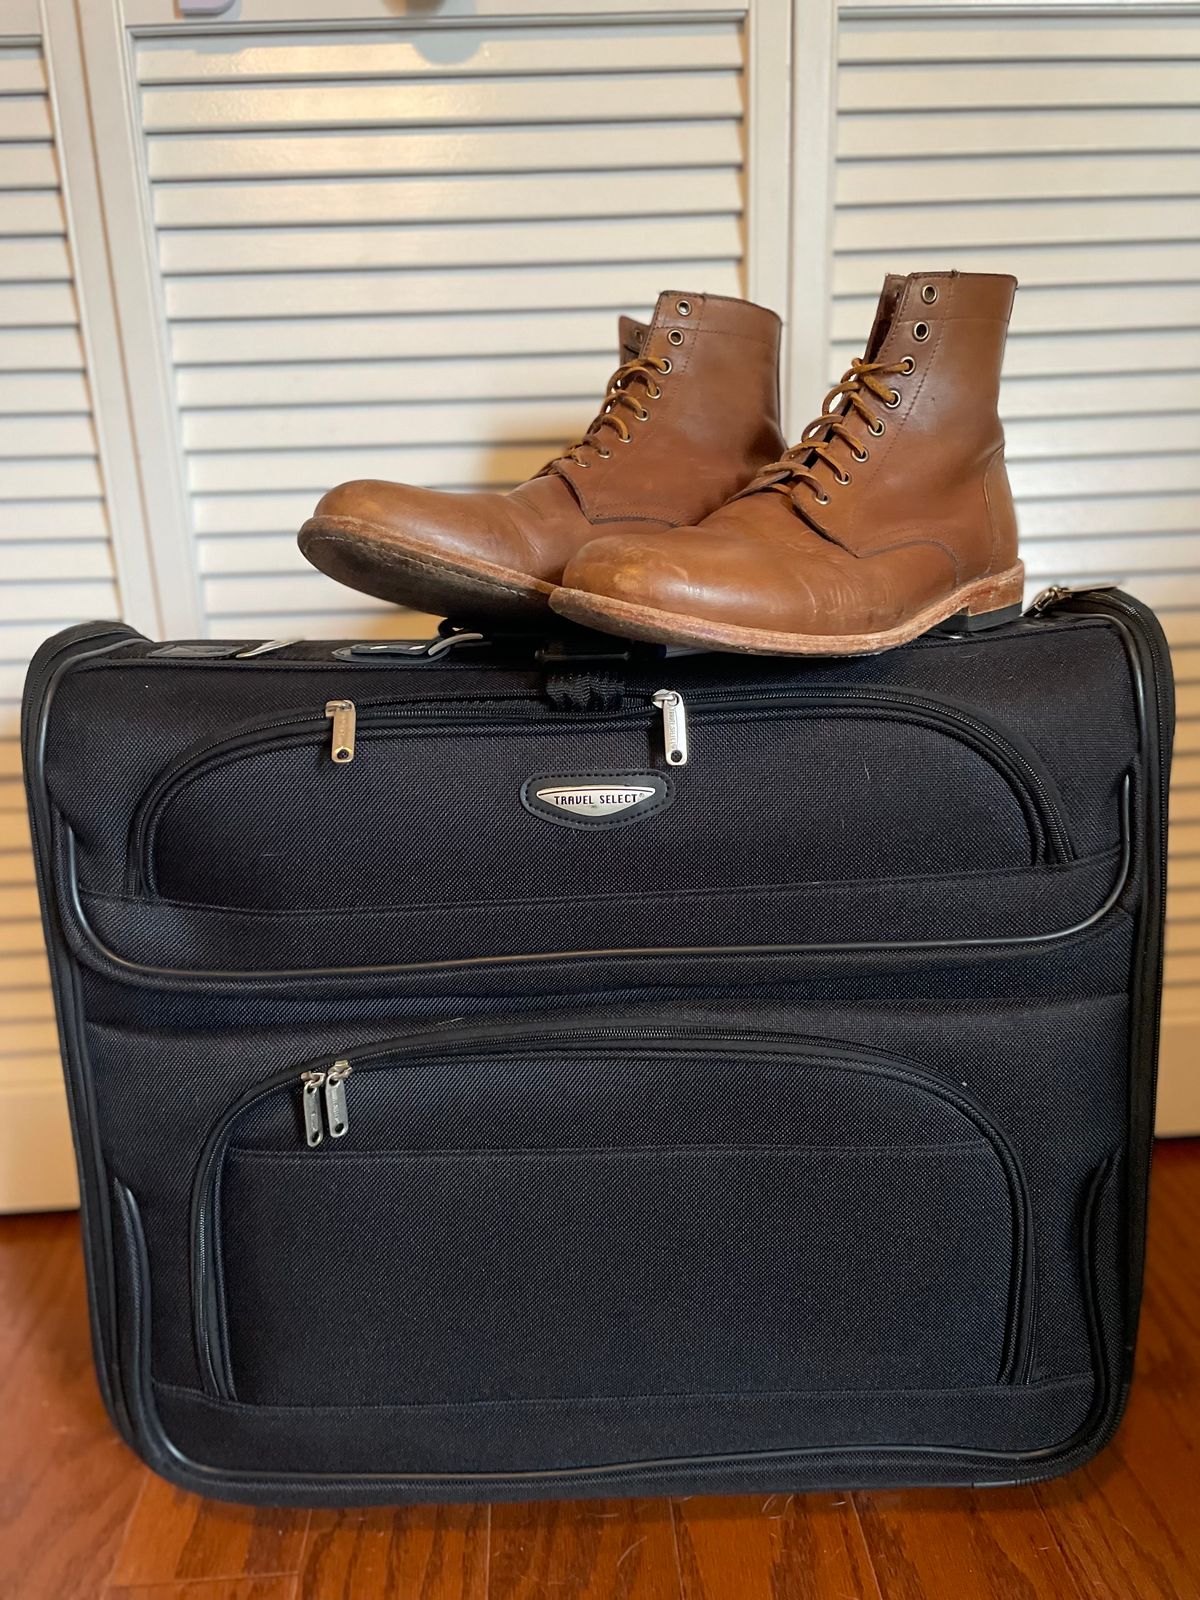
[982,447,1014,577]
[864,532,962,574]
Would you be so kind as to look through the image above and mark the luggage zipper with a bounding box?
[326,690,687,770]
[301,1061,352,1146]
[324,700,356,764]
[299,1070,325,1147]
[190,1023,1034,1402]
[297,1060,354,1149]
[1026,582,1118,616]
[651,689,688,767]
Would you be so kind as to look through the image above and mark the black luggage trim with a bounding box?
[57,776,1129,986]
[189,1026,1035,1405]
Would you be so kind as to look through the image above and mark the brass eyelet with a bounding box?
[834,468,852,487]
[869,418,886,436]
[676,299,692,316]
[813,492,830,506]
[618,432,633,444]
[900,355,916,374]
[885,388,902,408]
[921,284,938,304]
[667,329,685,346]
[576,458,591,468]
[634,405,651,422]
[657,357,672,374]
[913,321,930,342]
[596,447,611,459]
[852,445,869,463]
[646,382,661,400]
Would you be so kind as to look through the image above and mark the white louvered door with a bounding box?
[97,5,790,639]
[4,1,1196,1212]
[832,3,1200,1130]
[0,10,159,1208]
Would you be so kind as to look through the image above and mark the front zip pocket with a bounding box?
[191,1023,1035,1409]
[129,686,1072,910]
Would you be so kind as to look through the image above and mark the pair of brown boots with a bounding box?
[299,272,1023,657]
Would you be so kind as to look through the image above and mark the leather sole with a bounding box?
[299,516,554,621]
[550,564,1027,657]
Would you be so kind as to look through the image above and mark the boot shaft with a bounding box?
[552,290,785,527]
[802,271,1018,572]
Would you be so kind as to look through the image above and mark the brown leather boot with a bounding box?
[551,272,1024,655]
[298,292,785,620]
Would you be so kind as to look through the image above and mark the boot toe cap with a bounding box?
[309,479,445,539]
[562,529,782,630]
[562,534,696,607]
[303,480,516,581]
[562,527,960,639]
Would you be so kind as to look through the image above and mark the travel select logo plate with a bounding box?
[521,773,671,829]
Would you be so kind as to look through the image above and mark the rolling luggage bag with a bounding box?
[21,585,1172,1504]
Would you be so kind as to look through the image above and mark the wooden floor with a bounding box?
[2,1144,1198,1600]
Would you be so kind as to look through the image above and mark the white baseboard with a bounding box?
[1155,1011,1200,1136]
[0,1077,79,1212]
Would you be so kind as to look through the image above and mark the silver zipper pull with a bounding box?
[325,1060,352,1140]
[1027,582,1118,616]
[301,1070,327,1147]
[652,689,688,767]
[325,699,356,764]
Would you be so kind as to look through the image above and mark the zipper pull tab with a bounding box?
[301,1070,327,1147]
[325,699,356,764]
[652,689,688,767]
[1027,582,1118,616]
[325,1060,352,1140]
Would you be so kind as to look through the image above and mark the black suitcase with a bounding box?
[21,587,1172,1505]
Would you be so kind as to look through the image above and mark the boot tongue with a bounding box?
[864,274,906,359]
[618,315,650,363]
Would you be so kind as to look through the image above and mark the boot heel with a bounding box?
[932,566,1025,637]
[933,601,1023,637]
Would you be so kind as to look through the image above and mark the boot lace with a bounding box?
[751,355,912,507]
[554,356,673,468]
